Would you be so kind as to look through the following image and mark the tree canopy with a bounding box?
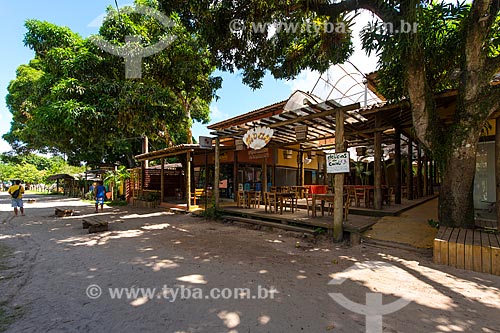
[157,0,500,228]
[5,0,221,166]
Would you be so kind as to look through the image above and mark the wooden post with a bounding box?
[374,115,382,210]
[429,158,434,195]
[323,153,328,185]
[423,153,428,197]
[394,128,402,204]
[186,151,191,211]
[262,157,268,193]
[143,136,149,169]
[160,157,165,203]
[333,109,345,242]
[407,136,414,200]
[298,150,303,186]
[214,137,220,209]
[417,143,422,198]
[496,117,500,230]
[233,150,239,202]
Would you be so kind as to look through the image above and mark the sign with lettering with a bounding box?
[326,152,350,173]
[248,148,269,160]
[243,126,273,150]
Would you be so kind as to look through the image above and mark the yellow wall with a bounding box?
[276,146,319,169]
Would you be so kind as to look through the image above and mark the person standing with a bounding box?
[94,181,106,213]
[8,180,25,216]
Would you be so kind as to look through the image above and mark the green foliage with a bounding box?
[5,0,221,165]
[360,1,470,102]
[158,0,354,89]
[427,219,440,229]
[202,196,223,220]
[104,166,130,200]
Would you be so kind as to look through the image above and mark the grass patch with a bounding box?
[0,302,23,332]
[24,191,62,196]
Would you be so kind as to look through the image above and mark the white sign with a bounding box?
[242,126,274,150]
[327,152,350,173]
[199,136,212,148]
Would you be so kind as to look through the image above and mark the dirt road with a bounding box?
[0,192,499,332]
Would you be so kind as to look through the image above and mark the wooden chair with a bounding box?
[306,194,319,216]
[383,187,393,205]
[237,190,247,208]
[249,191,261,208]
[354,187,367,207]
[265,192,278,213]
[327,192,350,220]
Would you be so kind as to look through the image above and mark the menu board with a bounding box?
[326,152,350,173]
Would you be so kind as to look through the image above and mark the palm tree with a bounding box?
[104,166,130,201]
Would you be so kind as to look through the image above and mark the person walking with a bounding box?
[94,181,107,213]
[8,180,25,216]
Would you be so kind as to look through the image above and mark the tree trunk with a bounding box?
[438,132,480,229]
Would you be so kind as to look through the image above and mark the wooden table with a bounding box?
[312,194,335,217]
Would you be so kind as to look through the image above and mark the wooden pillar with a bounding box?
[417,143,422,198]
[160,157,165,203]
[233,150,239,201]
[394,128,402,204]
[186,151,191,211]
[141,161,145,194]
[298,150,304,186]
[262,157,268,193]
[323,153,328,185]
[143,136,149,169]
[407,136,414,200]
[496,117,500,230]
[423,153,428,197]
[429,158,434,195]
[214,137,220,209]
[333,109,345,242]
[374,115,383,210]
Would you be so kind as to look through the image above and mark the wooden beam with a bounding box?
[214,137,220,209]
[394,128,402,204]
[160,157,164,203]
[215,103,360,139]
[417,143,423,198]
[374,114,383,210]
[186,152,191,211]
[407,137,414,200]
[333,108,345,242]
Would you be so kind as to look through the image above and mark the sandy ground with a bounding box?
[0,192,499,333]
[363,199,439,249]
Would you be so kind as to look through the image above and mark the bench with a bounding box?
[82,217,109,233]
[191,189,212,206]
[55,208,74,217]
[434,227,500,276]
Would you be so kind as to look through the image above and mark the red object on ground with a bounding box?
[306,185,328,194]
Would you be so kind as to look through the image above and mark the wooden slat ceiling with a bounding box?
[210,98,416,149]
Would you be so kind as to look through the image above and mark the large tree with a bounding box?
[5,0,220,166]
[158,0,500,228]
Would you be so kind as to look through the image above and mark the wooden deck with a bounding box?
[222,206,379,236]
[433,227,500,276]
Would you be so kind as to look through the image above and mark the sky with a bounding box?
[0,1,378,155]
